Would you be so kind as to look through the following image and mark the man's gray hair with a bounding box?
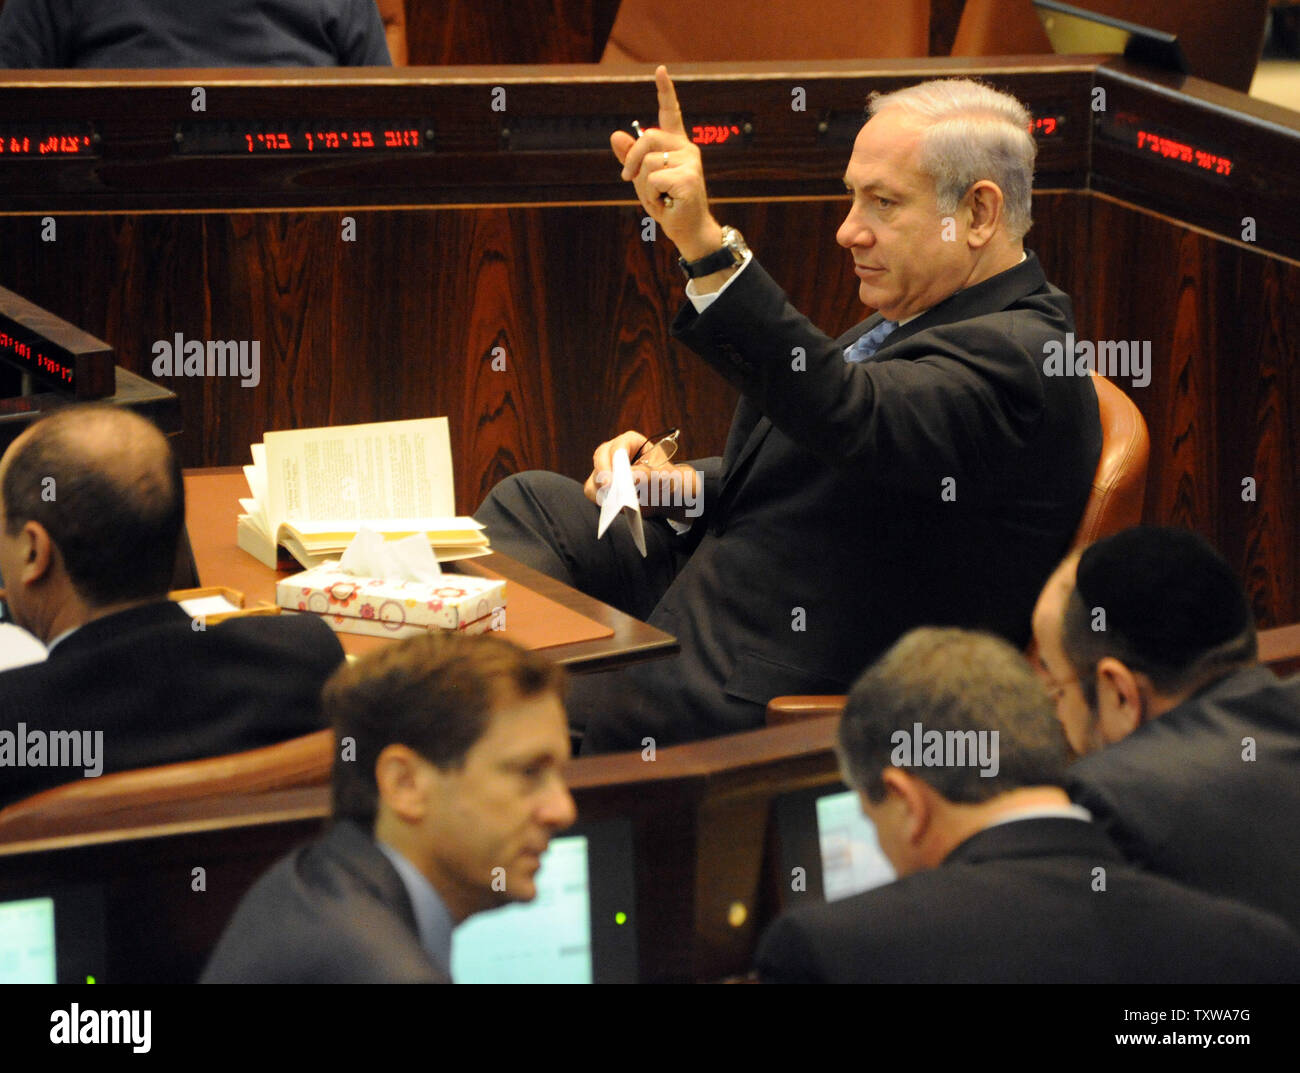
[868,79,1036,239]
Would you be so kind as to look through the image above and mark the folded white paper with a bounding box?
[596,447,647,557]
[336,526,443,582]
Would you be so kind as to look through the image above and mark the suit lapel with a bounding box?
[719,394,772,502]
[718,311,880,501]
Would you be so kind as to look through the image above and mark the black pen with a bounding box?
[631,121,674,208]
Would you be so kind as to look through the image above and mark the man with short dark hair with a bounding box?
[0,406,343,807]
[1031,526,1300,928]
[756,627,1300,983]
[203,632,576,983]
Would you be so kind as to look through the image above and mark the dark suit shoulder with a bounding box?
[756,820,1300,984]
[0,602,344,807]
[203,822,447,984]
[1067,667,1300,924]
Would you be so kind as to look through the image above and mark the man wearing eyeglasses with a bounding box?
[477,67,1100,753]
[1030,526,1300,930]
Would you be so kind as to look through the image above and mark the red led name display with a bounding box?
[0,127,96,157]
[243,127,422,152]
[0,286,115,399]
[1101,111,1236,180]
[690,124,742,146]
[0,328,74,387]
[1134,128,1232,175]
[177,121,432,155]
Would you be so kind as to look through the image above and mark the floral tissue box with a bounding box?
[275,563,506,638]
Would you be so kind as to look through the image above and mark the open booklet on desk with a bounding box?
[236,416,490,570]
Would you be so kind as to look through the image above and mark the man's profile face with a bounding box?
[1031,574,1101,757]
[836,109,980,321]
[0,445,32,632]
[424,688,576,915]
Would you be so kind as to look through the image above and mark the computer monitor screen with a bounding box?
[0,896,56,984]
[0,885,105,984]
[772,784,895,909]
[816,788,896,902]
[450,817,637,983]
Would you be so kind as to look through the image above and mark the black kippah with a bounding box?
[1074,527,1251,667]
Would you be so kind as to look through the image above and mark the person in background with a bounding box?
[0,0,392,68]
[755,627,1300,983]
[1031,525,1300,929]
[0,405,343,808]
[203,632,576,983]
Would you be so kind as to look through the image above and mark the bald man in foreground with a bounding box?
[0,406,344,808]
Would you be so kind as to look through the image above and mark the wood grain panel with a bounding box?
[1042,195,1300,628]
[0,199,859,498]
[2,188,1295,622]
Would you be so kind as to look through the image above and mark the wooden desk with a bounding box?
[0,715,842,983]
[183,467,677,672]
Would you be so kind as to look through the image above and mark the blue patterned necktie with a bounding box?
[843,318,899,363]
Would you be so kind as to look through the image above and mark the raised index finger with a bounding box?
[655,65,686,136]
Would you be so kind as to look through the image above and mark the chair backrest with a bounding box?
[0,729,333,845]
[600,0,928,63]
[377,0,408,65]
[1069,372,1150,550]
[767,373,1150,727]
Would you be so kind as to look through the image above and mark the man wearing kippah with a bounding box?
[1031,526,1300,929]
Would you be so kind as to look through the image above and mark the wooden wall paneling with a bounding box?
[1058,196,1300,627]
[1212,235,1300,629]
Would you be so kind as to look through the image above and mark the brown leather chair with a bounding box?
[0,729,333,845]
[767,372,1151,726]
[377,0,408,66]
[600,0,929,63]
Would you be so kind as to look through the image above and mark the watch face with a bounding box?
[722,227,747,258]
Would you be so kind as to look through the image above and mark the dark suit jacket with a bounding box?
[0,0,391,68]
[755,818,1300,983]
[202,819,448,983]
[1068,665,1300,930]
[583,252,1101,750]
[0,600,344,808]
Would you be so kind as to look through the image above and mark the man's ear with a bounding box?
[17,521,55,585]
[373,744,433,823]
[880,767,932,846]
[1095,657,1144,740]
[964,180,1004,248]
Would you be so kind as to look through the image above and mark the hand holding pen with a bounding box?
[608,66,724,262]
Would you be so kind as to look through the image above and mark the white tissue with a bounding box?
[336,526,443,581]
[596,447,647,557]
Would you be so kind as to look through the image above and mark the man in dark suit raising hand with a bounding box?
[477,67,1100,752]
